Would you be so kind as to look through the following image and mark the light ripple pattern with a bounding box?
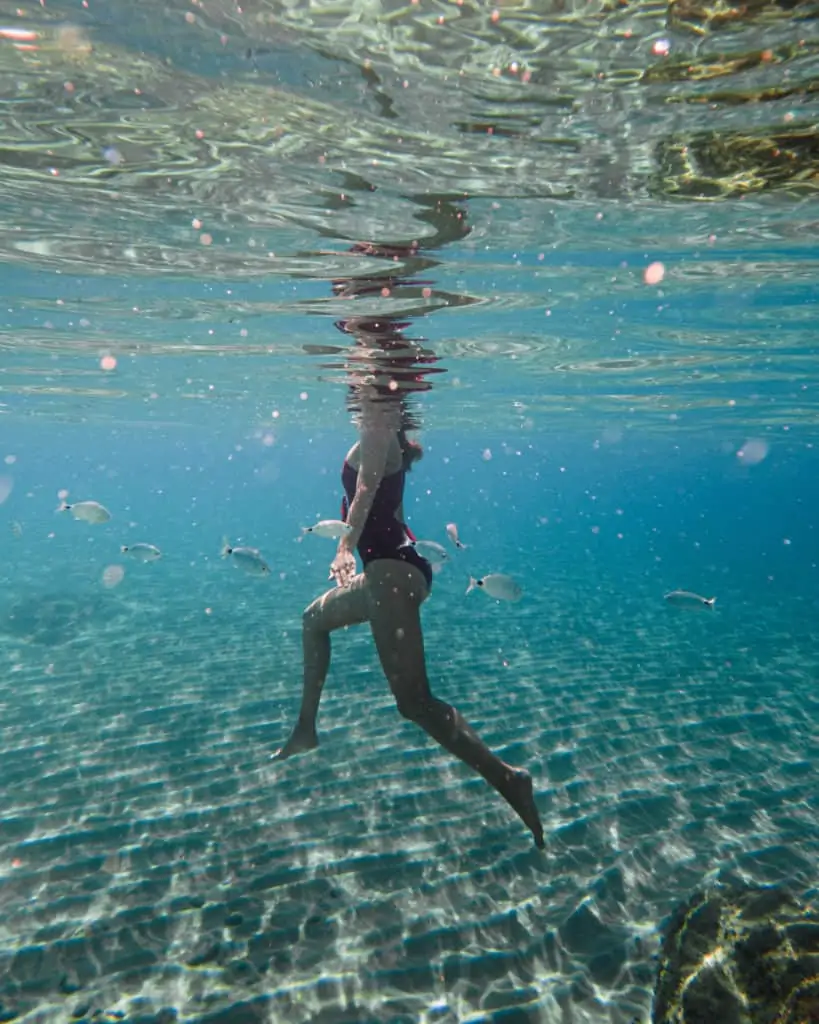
[1,560,817,1023]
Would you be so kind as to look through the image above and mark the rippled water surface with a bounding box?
[1,0,818,1022]
[1,0,818,430]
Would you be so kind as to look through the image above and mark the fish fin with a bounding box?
[465,577,477,595]
[220,536,232,558]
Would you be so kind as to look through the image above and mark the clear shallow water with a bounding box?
[1,0,819,1021]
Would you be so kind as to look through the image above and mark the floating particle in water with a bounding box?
[737,439,769,465]
[102,564,125,589]
[601,425,623,445]
[482,448,492,461]
[55,25,92,57]
[653,38,670,56]
[4,454,16,465]
[0,476,13,505]
[100,355,116,371]
[644,262,665,285]
[102,146,123,166]
[199,233,213,246]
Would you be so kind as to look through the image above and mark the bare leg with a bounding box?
[273,574,369,760]
[364,559,545,848]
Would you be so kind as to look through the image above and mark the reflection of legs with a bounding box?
[365,559,544,848]
[273,575,370,760]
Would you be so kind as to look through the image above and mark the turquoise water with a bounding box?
[2,0,819,1020]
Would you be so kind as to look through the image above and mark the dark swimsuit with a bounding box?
[341,460,433,590]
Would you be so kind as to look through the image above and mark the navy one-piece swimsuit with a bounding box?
[341,460,433,590]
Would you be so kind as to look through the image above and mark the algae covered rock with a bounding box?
[653,884,819,1024]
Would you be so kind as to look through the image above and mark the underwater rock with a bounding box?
[668,0,817,32]
[652,883,819,1023]
[651,126,819,201]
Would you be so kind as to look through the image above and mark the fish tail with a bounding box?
[120,545,128,553]
[465,576,477,595]
[220,536,232,558]
[705,597,716,607]
[55,501,69,513]
[456,541,467,549]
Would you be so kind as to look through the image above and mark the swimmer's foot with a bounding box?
[505,769,545,849]
[271,723,318,761]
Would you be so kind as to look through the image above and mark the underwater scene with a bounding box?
[1,0,818,1021]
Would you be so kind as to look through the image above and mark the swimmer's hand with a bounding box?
[329,546,356,588]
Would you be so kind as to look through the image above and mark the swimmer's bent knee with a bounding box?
[395,693,448,725]
[302,600,322,629]
[395,696,421,722]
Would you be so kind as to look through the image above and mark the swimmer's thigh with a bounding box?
[364,559,430,696]
[303,573,370,632]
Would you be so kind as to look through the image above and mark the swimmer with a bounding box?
[273,392,544,849]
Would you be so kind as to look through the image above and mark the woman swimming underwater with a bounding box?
[274,389,544,849]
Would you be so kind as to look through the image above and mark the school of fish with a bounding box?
[21,495,716,608]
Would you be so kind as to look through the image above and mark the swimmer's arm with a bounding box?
[338,425,390,551]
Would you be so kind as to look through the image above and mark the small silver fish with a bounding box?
[221,537,270,576]
[57,500,111,524]
[446,522,467,549]
[664,590,716,608]
[466,573,523,602]
[120,543,162,562]
[408,540,449,565]
[301,519,352,539]
[0,475,13,505]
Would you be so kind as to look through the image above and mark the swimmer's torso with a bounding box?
[341,436,432,587]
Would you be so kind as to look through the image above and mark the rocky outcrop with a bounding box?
[653,884,819,1024]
